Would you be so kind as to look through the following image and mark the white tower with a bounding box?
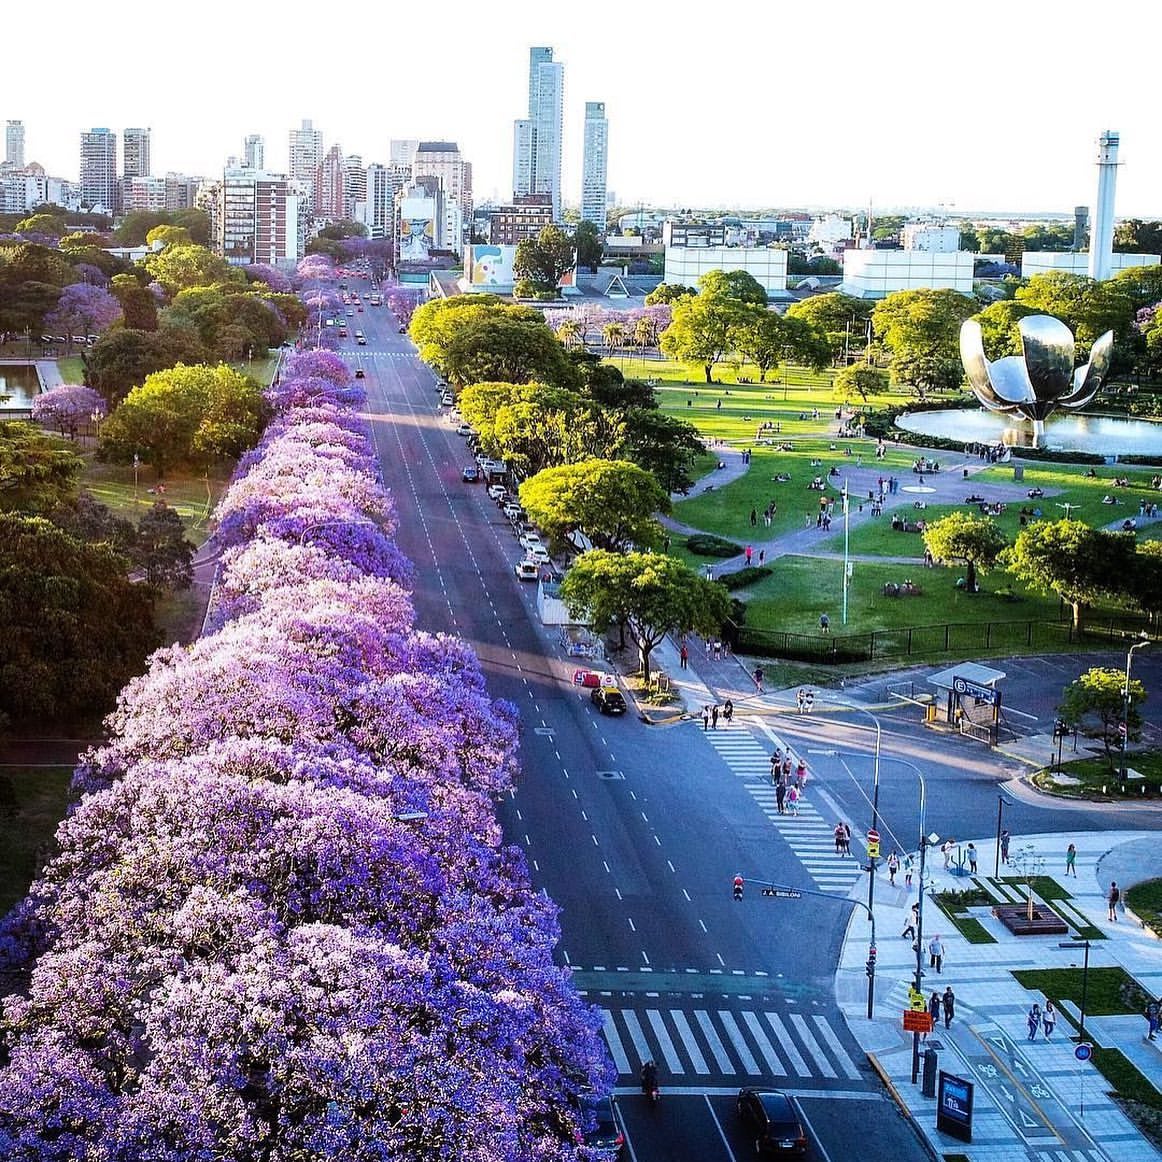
[1087,130,1119,282]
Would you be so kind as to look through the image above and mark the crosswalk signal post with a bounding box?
[866,944,877,978]
[733,875,744,901]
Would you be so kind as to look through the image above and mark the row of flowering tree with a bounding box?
[0,344,613,1159]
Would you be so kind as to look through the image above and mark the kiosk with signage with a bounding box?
[936,1071,974,1143]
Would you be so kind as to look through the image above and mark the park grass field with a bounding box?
[0,767,72,918]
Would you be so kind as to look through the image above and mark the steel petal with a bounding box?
[1018,315,1075,399]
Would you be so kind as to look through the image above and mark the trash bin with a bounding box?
[963,468,968,479]
[1013,465,1024,481]
[922,1048,938,1098]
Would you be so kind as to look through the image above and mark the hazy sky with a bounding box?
[8,0,1159,217]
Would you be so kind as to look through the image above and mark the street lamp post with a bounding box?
[1121,637,1149,785]
[1058,937,1091,1043]
[842,482,850,626]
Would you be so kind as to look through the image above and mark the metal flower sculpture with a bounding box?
[960,314,1114,445]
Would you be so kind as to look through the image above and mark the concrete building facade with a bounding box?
[79,128,118,213]
[243,134,265,171]
[513,46,563,221]
[580,102,608,227]
[5,120,24,169]
[664,245,788,296]
[217,168,300,266]
[840,248,974,299]
[122,128,151,179]
[288,119,324,211]
[489,194,554,246]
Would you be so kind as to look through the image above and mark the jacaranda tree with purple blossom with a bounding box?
[31,385,106,440]
[0,290,614,1160]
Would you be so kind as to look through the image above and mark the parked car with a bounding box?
[514,559,540,582]
[456,423,473,437]
[736,1089,808,1157]
[527,545,551,565]
[502,502,525,521]
[590,687,627,716]
[462,465,480,482]
[519,532,543,553]
[487,484,508,501]
[357,335,366,345]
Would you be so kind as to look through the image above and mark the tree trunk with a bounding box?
[966,558,977,593]
[704,365,713,384]
[640,642,652,684]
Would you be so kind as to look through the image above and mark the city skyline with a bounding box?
[3,0,1161,218]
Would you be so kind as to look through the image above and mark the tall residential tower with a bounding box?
[288,119,324,210]
[581,102,608,227]
[5,120,25,169]
[512,46,563,221]
[79,128,118,212]
[243,134,265,170]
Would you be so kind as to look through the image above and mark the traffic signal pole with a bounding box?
[733,875,877,1019]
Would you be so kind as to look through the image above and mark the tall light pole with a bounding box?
[842,481,851,625]
[1122,636,1149,784]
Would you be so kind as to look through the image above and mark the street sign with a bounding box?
[760,888,802,898]
[867,841,881,859]
[907,986,927,1012]
[903,1010,934,1033]
[1075,1043,1093,1062]
[936,1072,974,1143]
[952,676,997,705]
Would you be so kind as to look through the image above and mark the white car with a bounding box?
[440,393,454,407]
[502,502,524,520]
[487,484,508,501]
[520,533,543,553]
[514,559,540,582]
[527,545,551,565]
[456,423,473,437]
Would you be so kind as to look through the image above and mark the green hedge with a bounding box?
[716,566,774,591]
[686,533,743,558]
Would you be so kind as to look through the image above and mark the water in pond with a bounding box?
[896,409,1162,457]
[0,365,42,409]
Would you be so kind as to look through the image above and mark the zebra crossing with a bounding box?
[598,1002,864,1085]
[1031,1151,1110,1162]
[703,727,864,895]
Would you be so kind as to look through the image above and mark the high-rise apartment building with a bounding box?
[288,119,324,210]
[413,141,471,254]
[5,120,25,169]
[317,144,345,219]
[341,153,366,220]
[216,167,300,266]
[122,177,166,211]
[360,163,391,238]
[123,128,151,178]
[243,134,265,170]
[581,102,608,227]
[390,139,419,168]
[513,46,564,221]
[79,128,118,212]
[165,173,202,211]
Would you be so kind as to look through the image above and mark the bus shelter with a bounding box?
[927,662,1005,746]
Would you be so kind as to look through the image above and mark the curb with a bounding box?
[866,1053,941,1161]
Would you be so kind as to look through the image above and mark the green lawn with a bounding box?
[82,459,230,547]
[1126,879,1162,939]
[734,554,1063,637]
[1012,966,1150,1016]
[0,767,72,917]
[1032,752,1162,801]
[56,356,85,384]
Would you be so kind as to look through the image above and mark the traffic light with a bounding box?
[733,875,744,901]
[865,944,877,978]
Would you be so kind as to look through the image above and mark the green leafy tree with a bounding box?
[14,213,66,238]
[409,295,512,375]
[519,459,670,552]
[145,224,193,249]
[1126,541,1162,625]
[132,501,195,589]
[872,288,977,397]
[1110,264,1162,311]
[87,327,207,402]
[973,300,1039,359]
[833,363,890,405]
[921,512,1007,593]
[619,409,703,495]
[0,514,158,723]
[660,292,746,383]
[1014,272,1134,351]
[1059,667,1146,769]
[142,244,242,296]
[698,268,768,307]
[115,210,174,246]
[645,283,695,306]
[444,314,576,389]
[1001,520,1135,632]
[0,422,83,513]
[574,220,603,272]
[786,292,873,364]
[559,550,730,681]
[109,272,159,331]
[514,225,576,296]
[99,363,264,477]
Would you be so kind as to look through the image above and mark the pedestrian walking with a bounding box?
[887,851,900,886]
[1042,1000,1056,1039]
[843,822,852,855]
[928,934,944,973]
[834,823,847,856]
[750,506,757,527]
[701,705,710,732]
[796,688,806,714]
[804,690,815,714]
[1108,881,1121,921]
[904,852,915,889]
[942,987,955,1029]
[770,749,783,785]
[819,612,830,634]
[745,544,753,565]
[679,643,688,670]
[723,698,733,724]
[754,666,764,693]
[758,549,765,565]
[941,840,953,870]
[966,842,978,874]
[1145,997,1160,1041]
[929,991,941,1032]
[1065,843,1077,877]
[711,704,720,730]
[782,755,793,784]
[1000,828,1011,864]
[901,902,919,941]
[775,782,786,814]
[787,784,800,815]
[713,639,722,661]
[1027,1003,1042,1041]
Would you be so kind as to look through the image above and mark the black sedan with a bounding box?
[736,1088,808,1156]
[590,687,627,716]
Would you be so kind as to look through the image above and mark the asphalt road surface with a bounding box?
[343,285,934,1161]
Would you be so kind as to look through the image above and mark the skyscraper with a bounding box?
[243,134,265,170]
[288,119,324,210]
[512,46,563,221]
[123,128,151,178]
[318,144,345,219]
[390,139,419,168]
[341,153,366,220]
[79,128,118,212]
[5,121,25,169]
[581,102,608,227]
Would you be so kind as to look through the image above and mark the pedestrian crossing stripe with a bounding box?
[601,1005,862,1082]
[704,729,863,893]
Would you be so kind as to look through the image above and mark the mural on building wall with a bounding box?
[399,217,435,261]
[470,245,515,286]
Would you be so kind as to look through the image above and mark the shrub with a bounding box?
[686,533,743,558]
[717,566,773,590]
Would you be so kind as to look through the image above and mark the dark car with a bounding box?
[590,687,627,716]
[736,1089,808,1156]
[462,465,480,483]
[354,368,365,378]
[579,1095,624,1160]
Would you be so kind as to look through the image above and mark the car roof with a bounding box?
[748,1089,796,1120]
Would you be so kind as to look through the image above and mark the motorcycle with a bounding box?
[641,1062,659,1105]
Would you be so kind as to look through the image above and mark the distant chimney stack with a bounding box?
[1087,131,1119,281]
